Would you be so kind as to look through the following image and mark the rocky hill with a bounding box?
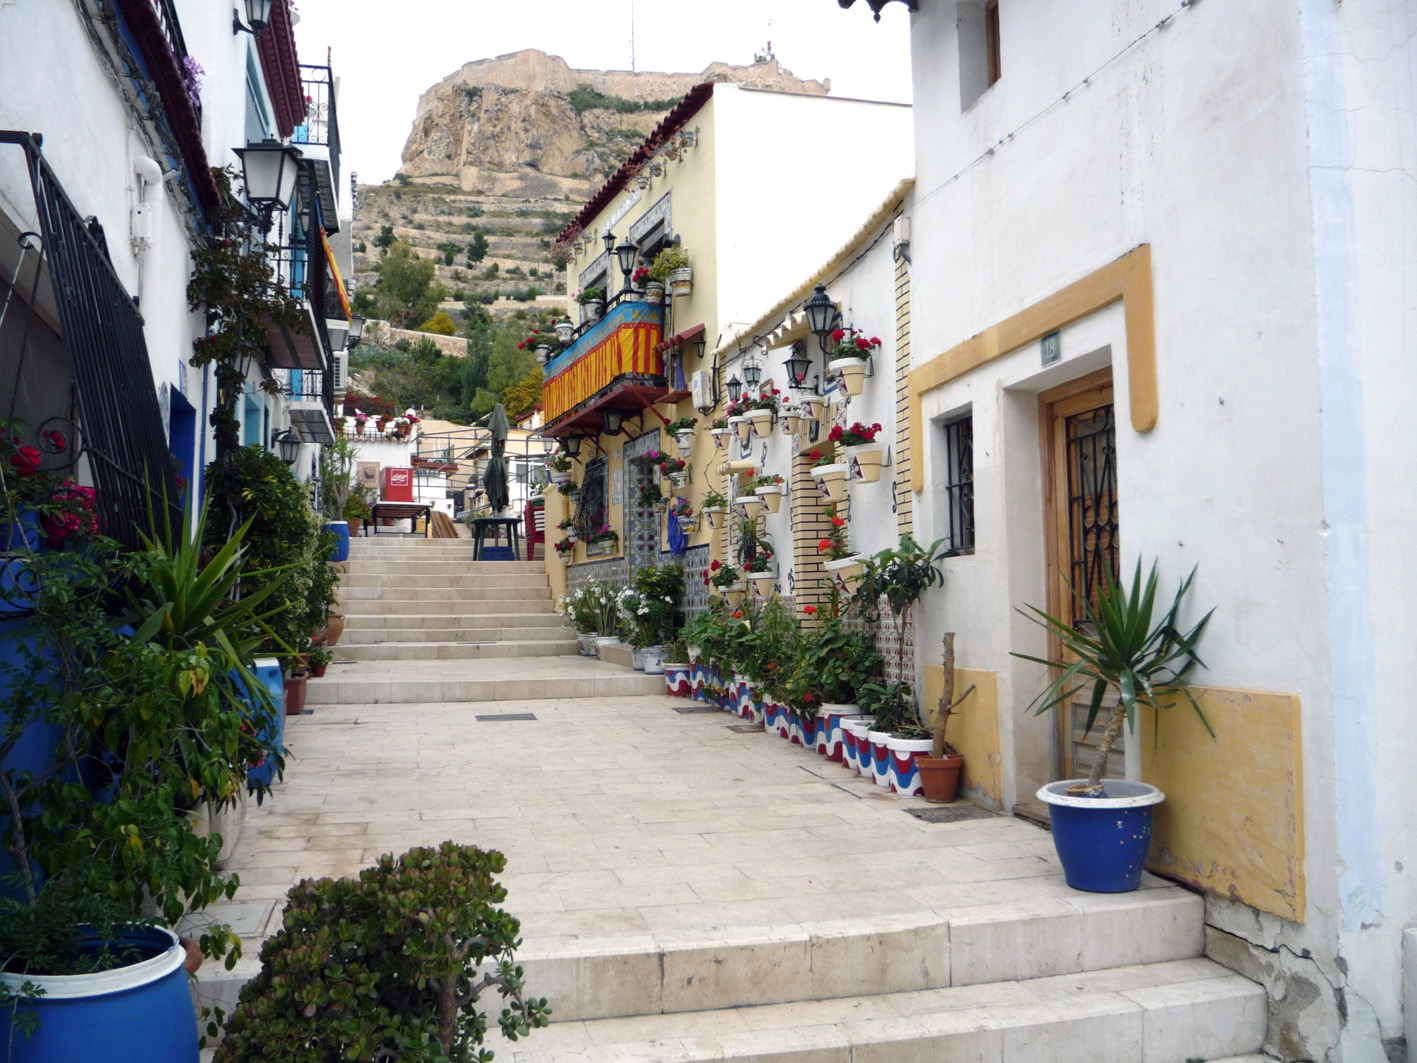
[351,50,829,324]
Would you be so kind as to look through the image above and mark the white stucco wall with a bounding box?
[903,0,1415,1057]
[712,86,913,346]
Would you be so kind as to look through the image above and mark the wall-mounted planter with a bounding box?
[810,462,850,502]
[711,427,731,450]
[823,554,867,596]
[723,583,745,608]
[643,281,664,304]
[730,416,752,444]
[535,344,552,365]
[736,495,762,519]
[747,410,775,438]
[844,443,887,484]
[667,267,694,298]
[799,398,824,424]
[829,356,870,396]
[674,430,695,453]
[780,411,800,434]
[554,321,576,344]
[754,483,785,513]
[703,506,726,528]
[747,571,775,599]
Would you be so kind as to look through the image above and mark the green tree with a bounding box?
[502,370,544,420]
[374,241,445,328]
[466,231,490,266]
[374,224,395,253]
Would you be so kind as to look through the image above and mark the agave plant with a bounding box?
[1012,559,1215,793]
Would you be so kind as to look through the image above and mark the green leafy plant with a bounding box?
[708,559,740,590]
[858,681,922,737]
[213,842,550,1062]
[702,490,728,510]
[637,484,665,507]
[647,246,689,282]
[787,617,882,710]
[750,387,781,414]
[576,286,605,305]
[1012,560,1215,793]
[861,534,948,688]
[665,416,698,434]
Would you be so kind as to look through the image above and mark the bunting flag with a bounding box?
[321,227,351,319]
[544,320,662,423]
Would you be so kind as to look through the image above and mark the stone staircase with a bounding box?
[201,536,1268,1062]
[316,536,664,704]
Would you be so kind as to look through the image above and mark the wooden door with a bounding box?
[1040,369,1121,782]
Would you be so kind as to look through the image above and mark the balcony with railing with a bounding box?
[292,64,341,232]
[282,368,336,444]
[542,296,684,436]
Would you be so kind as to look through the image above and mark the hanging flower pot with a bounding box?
[735,495,762,518]
[799,398,824,424]
[781,410,800,435]
[829,356,870,397]
[554,320,575,344]
[674,430,695,453]
[724,583,745,608]
[754,482,785,513]
[823,554,867,595]
[747,409,774,438]
[730,416,752,444]
[667,266,694,298]
[670,471,690,490]
[810,462,850,502]
[582,300,604,325]
[710,427,731,450]
[534,344,552,366]
[844,442,887,484]
[747,571,775,599]
[703,505,726,528]
[644,280,664,304]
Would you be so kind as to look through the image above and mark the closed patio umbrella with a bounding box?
[482,403,510,514]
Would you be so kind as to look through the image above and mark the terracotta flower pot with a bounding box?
[283,672,309,716]
[324,611,345,647]
[916,754,965,803]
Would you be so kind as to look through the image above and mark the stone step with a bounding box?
[339,585,552,603]
[340,560,545,576]
[516,886,1204,1022]
[340,572,550,590]
[342,598,557,616]
[335,639,581,662]
[486,958,1265,1063]
[341,612,569,632]
[305,672,666,705]
[343,624,573,645]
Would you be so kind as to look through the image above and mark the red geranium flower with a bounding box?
[732,611,742,619]
[855,337,871,350]
[803,605,817,616]
[710,559,721,571]
[818,538,833,552]
[831,516,845,528]
[830,328,845,343]
[870,336,881,346]
[41,429,66,451]
[803,692,815,703]
[9,445,41,476]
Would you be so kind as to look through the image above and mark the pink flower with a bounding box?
[9,445,40,476]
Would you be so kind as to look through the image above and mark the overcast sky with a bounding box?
[291,0,913,185]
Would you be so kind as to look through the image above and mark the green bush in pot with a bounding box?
[1012,559,1215,795]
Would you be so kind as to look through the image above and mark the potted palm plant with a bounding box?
[1012,560,1214,893]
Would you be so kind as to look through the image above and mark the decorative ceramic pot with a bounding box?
[577,632,596,656]
[724,583,745,608]
[730,416,752,444]
[886,735,935,795]
[747,571,775,599]
[799,398,824,424]
[841,716,877,774]
[535,344,552,365]
[1038,781,1166,893]
[663,661,690,696]
[823,555,868,595]
[844,442,887,483]
[747,409,774,438]
[554,321,575,344]
[582,300,604,324]
[644,280,664,304]
[866,729,892,787]
[754,483,785,513]
[703,506,726,528]
[829,356,869,396]
[641,645,665,675]
[675,430,694,453]
[781,411,800,435]
[810,462,850,502]
[710,427,731,450]
[818,702,862,762]
[667,267,693,298]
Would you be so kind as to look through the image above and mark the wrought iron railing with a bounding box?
[0,132,179,548]
[294,65,340,192]
[150,0,202,129]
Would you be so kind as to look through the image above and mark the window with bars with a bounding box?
[939,415,975,554]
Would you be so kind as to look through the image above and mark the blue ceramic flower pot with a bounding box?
[1037,780,1165,893]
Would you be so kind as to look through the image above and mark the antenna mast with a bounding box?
[630,0,636,72]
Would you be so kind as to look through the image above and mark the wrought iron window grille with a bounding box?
[941,415,975,556]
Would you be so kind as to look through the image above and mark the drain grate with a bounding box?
[476,713,538,722]
[727,723,765,733]
[672,704,721,714]
[905,804,997,824]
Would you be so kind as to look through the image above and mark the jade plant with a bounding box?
[213,842,550,1062]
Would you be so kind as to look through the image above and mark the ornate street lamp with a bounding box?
[726,376,743,404]
[233,0,273,36]
[803,283,840,353]
[615,237,638,293]
[562,435,583,457]
[325,316,350,352]
[235,140,302,226]
[601,410,625,435]
[784,340,817,392]
[348,314,365,344]
[271,429,300,465]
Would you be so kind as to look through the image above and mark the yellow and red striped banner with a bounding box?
[321,227,351,319]
[544,320,662,423]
